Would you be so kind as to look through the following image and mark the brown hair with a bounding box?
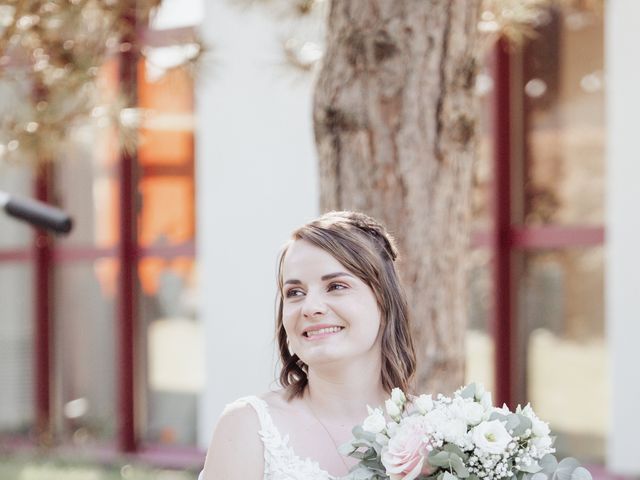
[275,211,416,400]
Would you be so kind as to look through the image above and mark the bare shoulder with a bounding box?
[201,400,264,480]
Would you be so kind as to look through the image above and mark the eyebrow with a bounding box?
[283,271,355,285]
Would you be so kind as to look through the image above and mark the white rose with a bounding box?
[391,388,407,407]
[462,401,485,426]
[472,420,513,455]
[386,399,402,419]
[363,407,387,434]
[414,394,434,414]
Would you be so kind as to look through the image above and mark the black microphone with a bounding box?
[0,190,73,234]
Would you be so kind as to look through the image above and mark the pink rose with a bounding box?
[381,419,436,480]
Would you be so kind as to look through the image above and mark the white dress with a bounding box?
[199,395,338,480]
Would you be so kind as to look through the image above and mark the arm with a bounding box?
[201,402,265,480]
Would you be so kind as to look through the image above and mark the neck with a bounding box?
[304,357,389,422]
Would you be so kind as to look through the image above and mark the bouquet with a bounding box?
[339,383,592,480]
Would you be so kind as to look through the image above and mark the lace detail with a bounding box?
[231,395,338,480]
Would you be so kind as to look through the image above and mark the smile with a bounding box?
[303,326,345,339]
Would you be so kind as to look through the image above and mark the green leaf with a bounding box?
[531,473,548,480]
[443,444,469,461]
[352,425,377,442]
[512,414,532,437]
[539,454,558,475]
[428,450,452,468]
[490,412,509,422]
[520,462,542,474]
[555,458,582,480]
[443,471,459,480]
[460,384,477,400]
[450,454,470,478]
[506,414,521,432]
[570,467,592,480]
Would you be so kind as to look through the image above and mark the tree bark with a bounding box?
[313,0,480,395]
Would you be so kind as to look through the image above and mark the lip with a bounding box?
[302,324,345,339]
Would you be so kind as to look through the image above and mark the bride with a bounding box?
[200,211,417,479]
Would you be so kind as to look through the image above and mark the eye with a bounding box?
[328,282,348,292]
[285,288,305,298]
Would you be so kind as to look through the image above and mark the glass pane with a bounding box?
[522,8,604,226]
[138,63,195,248]
[140,258,202,446]
[0,162,34,249]
[55,60,121,249]
[517,247,606,462]
[0,262,34,434]
[53,261,117,443]
[466,249,494,393]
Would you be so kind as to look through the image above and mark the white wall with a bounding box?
[195,1,319,449]
[605,0,640,474]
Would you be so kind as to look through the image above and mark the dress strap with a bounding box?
[224,395,276,434]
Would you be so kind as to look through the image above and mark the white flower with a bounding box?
[414,394,434,414]
[531,435,553,452]
[472,420,513,455]
[387,421,399,436]
[520,403,551,438]
[442,418,468,445]
[391,388,407,407]
[462,401,485,426]
[530,417,550,438]
[386,399,402,419]
[363,406,387,434]
[480,392,494,411]
[376,432,390,446]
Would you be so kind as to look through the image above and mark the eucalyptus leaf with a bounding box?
[570,467,592,480]
[519,462,543,473]
[490,412,509,422]
[450,454,470,478]
[443,471,459,480]
[539,454,559,474]
[555,458,582,480]
[531,473,549,480]
[428,450,452,468]
[353,425,378,442]
[443,444,469,461]
[338,442,356,456]
[512,414,532,436]
[460,384,477,399]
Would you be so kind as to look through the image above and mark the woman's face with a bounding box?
[281,239,382,367]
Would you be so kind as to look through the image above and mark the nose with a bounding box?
[301,291,328,318]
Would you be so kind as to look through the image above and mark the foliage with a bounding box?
[0,0,202,166]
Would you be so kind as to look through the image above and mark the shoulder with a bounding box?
[201,398,265,480]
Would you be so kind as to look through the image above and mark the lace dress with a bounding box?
[199,395,338,480]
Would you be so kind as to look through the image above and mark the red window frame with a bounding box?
[479,38,605,409]
[0,25,202,469]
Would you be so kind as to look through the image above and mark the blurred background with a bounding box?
[0,0,637,479]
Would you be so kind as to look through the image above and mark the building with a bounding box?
[0,0,638,476]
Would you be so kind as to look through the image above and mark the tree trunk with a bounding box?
[313,0,480,395]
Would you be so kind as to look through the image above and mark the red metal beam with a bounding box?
[117,12,139,453]
[33,164,52,443]
[492,37,514,410]
[0,249,32,261]
[472,226,605,250]
[511,225,605,249]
